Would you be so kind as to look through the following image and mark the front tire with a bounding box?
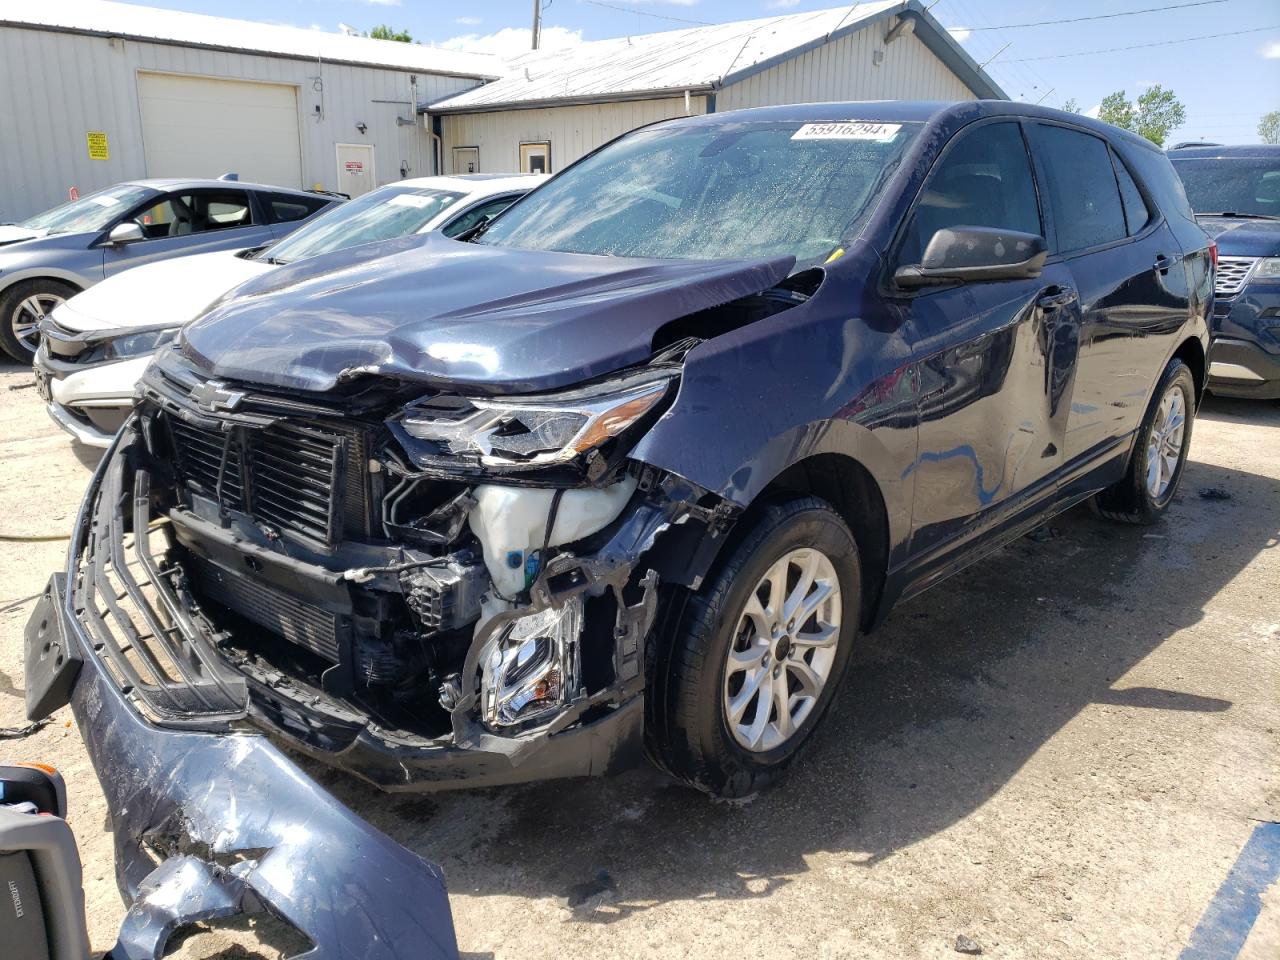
[1092,358,1196,524]
[0,279,77,362]
[647,497,861,797]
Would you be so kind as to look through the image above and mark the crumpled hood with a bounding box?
[180,232,795,394]
[1197,216,1280,258]
[53,249,272,333]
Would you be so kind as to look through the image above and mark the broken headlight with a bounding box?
[395,368,674,469]
[481,598,583,728]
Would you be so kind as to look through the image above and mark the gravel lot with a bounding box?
[0,360,1276,960]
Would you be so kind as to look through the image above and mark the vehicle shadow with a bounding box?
[310,448,1279,922]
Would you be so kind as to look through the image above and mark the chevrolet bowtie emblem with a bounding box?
[189,380,245,413]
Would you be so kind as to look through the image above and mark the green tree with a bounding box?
[1061,98,1082,114]
[1133,85,1186,147]
[1260,110,1280,145]
[365,25,414,42]
[1096,86,1186,147]
[1098,91,1136,131]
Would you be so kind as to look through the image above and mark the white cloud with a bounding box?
[440,25,584,59]
[1262,41,1280,58]
[362,0,402,6]
[454,16,481,26]
[1085,103,1101,119]
[767,0,803,8]
[947,27,971,42]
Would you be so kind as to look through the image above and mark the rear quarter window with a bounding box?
[1122,143,1196,225]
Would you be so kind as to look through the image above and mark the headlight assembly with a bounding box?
[81,327,179,364]
[394,367,675,473]
[1253,257,1280,280]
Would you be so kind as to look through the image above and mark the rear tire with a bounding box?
[0,279,77,362]
[646,496,860,798]
[1091,358,1195,524]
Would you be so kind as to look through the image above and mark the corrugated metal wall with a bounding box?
[717,18,974,111]
[0,26,481,221]
[439,96,707,175]
[438,18,974,178]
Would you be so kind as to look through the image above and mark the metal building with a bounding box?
[0,0,499,220]
[424,0,1005,176]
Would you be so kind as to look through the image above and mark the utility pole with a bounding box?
[532,0,542,50]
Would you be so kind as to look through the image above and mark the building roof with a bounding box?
[0,0,503,79]
[424,0,1004,115]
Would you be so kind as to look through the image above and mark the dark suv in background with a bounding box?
[1169,144,1280,399]
[29,99,1213,897]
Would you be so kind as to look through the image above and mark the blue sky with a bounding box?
[121,0,1280,142]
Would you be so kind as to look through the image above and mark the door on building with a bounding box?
[336,144,376,198]
[137,73,303,188]
[452,147,479,175]
[519,142,551,175]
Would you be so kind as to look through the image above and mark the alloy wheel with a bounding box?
[722,547,842,753]
[10,292,64,351]
[1145,384,1187,499]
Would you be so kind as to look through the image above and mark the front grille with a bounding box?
[190,557,340,662]
[168,417,367,547]
[1215,257,1257,298]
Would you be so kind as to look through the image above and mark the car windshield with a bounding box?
[264,186,468,264]
[479,119,922,265]
[1170,157,1280,218]
[18,184,156,235]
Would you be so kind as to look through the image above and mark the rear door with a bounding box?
[896,119,1082,576]
[1026,123,1193,489]
[102,188,270,276]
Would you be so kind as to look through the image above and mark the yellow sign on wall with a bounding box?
[86,131,109,161]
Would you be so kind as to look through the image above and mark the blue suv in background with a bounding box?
[1169,144,1280,399]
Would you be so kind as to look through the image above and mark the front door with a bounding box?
[895,120,1081,580]
[336,144,375,198]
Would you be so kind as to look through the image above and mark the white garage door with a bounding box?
[138,73,303,189]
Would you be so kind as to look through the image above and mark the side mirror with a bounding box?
[895,226,1047,289]
[106,222,145,245]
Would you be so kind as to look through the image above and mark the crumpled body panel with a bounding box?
[180,231,794,394]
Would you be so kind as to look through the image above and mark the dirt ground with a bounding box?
[0,359,1276,960]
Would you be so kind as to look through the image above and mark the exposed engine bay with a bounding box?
[74,349,739,789]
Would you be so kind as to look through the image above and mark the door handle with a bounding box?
[1153,254,1174,274]
[1036,287,1077,310]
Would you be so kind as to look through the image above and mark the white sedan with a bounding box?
[33,174,536,447]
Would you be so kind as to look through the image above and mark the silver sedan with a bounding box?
[0,178,338,361]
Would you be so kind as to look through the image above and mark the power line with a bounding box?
[580,0,711,26]
[1004,25,1279,61]
[964,0,1230,31]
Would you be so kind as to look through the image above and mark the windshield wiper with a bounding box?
[458,215,493,244]
[1197,211,1280,220]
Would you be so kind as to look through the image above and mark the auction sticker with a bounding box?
[792,122,902,141]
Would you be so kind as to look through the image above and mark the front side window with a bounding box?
[263,185,465,264]
[898,121,1041,266]
[1169,157,1280,218]
[132,190,253,239]
[1032,125,1128,253]
[480,119,922,266]
[441,194,524,239]
[18,184,157,235]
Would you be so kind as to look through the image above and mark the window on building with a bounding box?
[519,142,551,175]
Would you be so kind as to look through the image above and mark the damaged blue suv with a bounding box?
[26,99,1211,957]
[1169,144,1280,399]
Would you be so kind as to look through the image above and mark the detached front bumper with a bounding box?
[24,446,461,959]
